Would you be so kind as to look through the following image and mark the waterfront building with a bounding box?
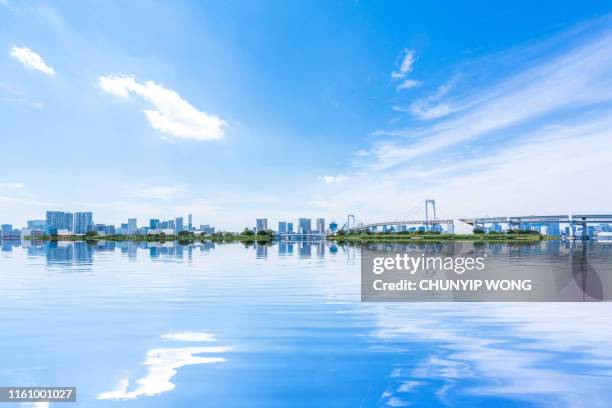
[287,222,294,233]
[200,225,215,234]
[27,220,46,230]
[46,211,73,232]
[128,218,137,235]
[298,218,311,234]
[74,212,94,235]
[256,218,268,233]
[175,217,184,233]
[278,221,287,234]
[149,219,160,229]
[188,214,193,231]
[316,218,325,233]
[329,222,338,232]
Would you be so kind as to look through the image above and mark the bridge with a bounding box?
[338,199,612,239]
[460,214,612,238]
[341,200,455,233]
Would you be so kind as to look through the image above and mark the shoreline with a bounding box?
[327,232,547,243]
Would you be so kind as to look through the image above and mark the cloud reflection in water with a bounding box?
[97,332,231,400]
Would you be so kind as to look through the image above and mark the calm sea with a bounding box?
[1,240,612,407]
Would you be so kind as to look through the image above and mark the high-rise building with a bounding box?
[149,219,160,229]
[256,218,268,232]
[27,220,46,230]
[74,212,94,234]
[46,211,74,232]
[298,218,311,234]
[278,221,287,234]
[329,221,338,232]
[188,214,193,231]
[175,217,184,233]
[128,218,137,234]
[316,218,325,233]
[287,222,294,233]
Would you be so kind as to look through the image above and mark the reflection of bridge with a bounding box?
[460,214,612,239]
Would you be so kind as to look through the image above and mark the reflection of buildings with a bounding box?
[299,242,311,257]
[45,241,93,265]
[316,242,325,257]
[256,243,268,258]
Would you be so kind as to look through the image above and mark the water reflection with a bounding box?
[1,240,612,406]
[97,332,231,400]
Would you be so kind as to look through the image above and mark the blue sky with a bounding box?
[1,0,612,230]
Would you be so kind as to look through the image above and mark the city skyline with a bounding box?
[1,2,612,230]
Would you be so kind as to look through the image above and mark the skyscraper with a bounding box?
[188,214,193,231]
[149,219,160,229]
[316,218,325,233]
[256,218,268,232]
[287,222,294,233]
[128,218,137,234]
[46,211,74,232]
[298,218,311,234]
[27,220,46,230]
[278,221,287,234]
[74,212,94,234]
[175,217,184,233]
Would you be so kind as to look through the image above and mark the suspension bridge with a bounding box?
[340,199,455,233]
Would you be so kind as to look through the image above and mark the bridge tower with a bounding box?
[347,214,355,230]
[425,199,436,231]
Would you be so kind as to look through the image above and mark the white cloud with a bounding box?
[396,79,421,91]
[129,184,186,200]
[318,174,347,183]
[0,182,24,189]
[99,74,227,141]
[9,46,55,75]
[392,49,417,79]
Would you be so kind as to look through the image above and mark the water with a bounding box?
[1,240,612,407]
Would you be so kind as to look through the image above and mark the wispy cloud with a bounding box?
[318,174,347,183]
[368,29,612,171]
[0,182,24,189]
[99,74,227,141]
[391,49,417,79]
[396,79,421,91]
[9,46,55,75]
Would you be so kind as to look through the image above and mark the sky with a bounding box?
[1,0,612,231]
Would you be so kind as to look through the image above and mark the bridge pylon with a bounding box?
[425,199,436,231]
